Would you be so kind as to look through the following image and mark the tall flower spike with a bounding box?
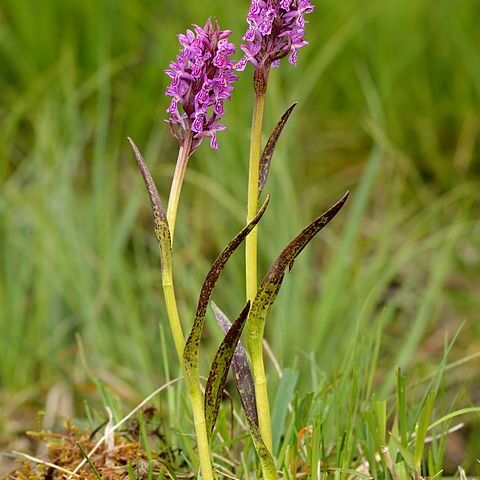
[165,18,238,152]
[236,0,314,93]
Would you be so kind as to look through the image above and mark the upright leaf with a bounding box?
[183,197,270,382]
[128,138,172,274]
[414,389,436,470]
[247,192,349,353]
[205,301,251,437]
[212,303,276,479]
[396,368,408,446]
[258,103,297,196]
[248,419,278,479]
[212,302,259,427]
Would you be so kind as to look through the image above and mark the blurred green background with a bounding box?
[1,0,479,465]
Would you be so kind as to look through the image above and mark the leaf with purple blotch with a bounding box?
[204,301,251,437]
[211,302,259,428]
[247,418,277,479]
[247,192,350,361]
[128,138,172,274]
[183,196,270,385]
[211,304,276,479]
[258,103,297,196]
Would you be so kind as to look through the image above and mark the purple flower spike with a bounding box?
[165,18,238,152]
[237,0,314,93]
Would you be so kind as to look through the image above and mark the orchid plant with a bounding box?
[129,1,348,478]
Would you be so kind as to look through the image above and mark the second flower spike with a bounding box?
[236,0,315,77]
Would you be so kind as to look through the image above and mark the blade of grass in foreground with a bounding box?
[414,389,436,471]
[271,368,298,456]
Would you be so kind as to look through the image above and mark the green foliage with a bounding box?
[204,301,250,437]
[212,302,259,427]
[271,369,298,455]
[246,191,349,370]
[258,103,297,196]
[183,196,269,384]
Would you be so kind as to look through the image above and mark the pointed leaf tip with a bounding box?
[129,137,172,270]
[259,102,298,195]
[183,196,270,379]
[287,190,349,272]
[248,191,349,360]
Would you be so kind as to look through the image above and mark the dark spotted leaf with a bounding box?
[247,192,349,355]
[247,419,277,479]
[183,196,270,383]
[205,301,251,437]
[211,302,259,428]
[212,302,276,478]
[128,138,172,274]
[258,103,297,196]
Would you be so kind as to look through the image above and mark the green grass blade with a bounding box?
[396,368,408,447]
[328,467,373,479]
[394,461,411,480]
[427,407,480,431]
[414,389,436,470]
[373,400,386,446]
[313,148,381,345]
[76,441,103,480]
[271,368,298,455]
[389,435,415,469]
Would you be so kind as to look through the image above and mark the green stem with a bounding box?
[188,383,216,480]
[163,134,216,480]
[251,340,273,454]
[167,134,193,244]
[245,93,265,304]
[163,274,216,480]
[245,92,273,454]
[161,271,185,361]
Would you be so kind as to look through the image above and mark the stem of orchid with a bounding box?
[162,134,215,479]
[188,382,217,480]
[162,277,216,480]
[246,93,265,304]
[167,134,193,244]
[251,338,273,455]
[161,135,193,360]
[245,92,273,453]
[161,271,184,362]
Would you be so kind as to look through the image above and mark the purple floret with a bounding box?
[165,18,238,151]
[236,0,314,74]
